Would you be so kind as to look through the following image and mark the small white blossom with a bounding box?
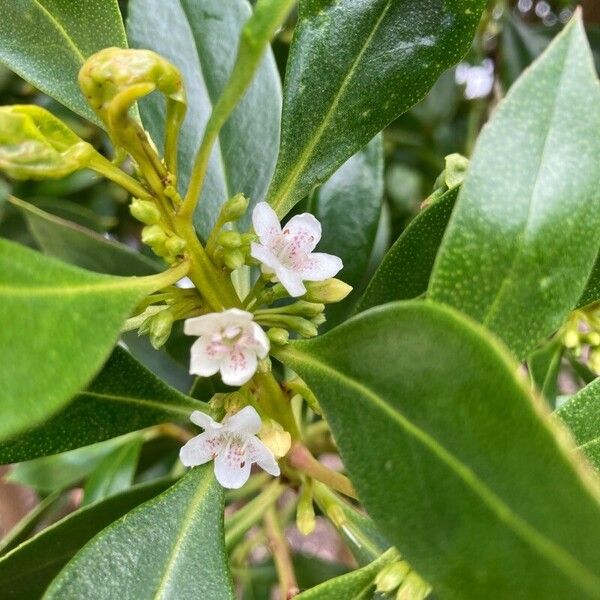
[180,406,280,489]
[184,309,269,386]
[250,202,343,297]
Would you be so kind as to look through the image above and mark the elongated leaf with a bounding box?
[311,135,383,328]
[0,478,174,600]
[128,0,281,238]
[295,549,397,600]
[279,301,600,599]
[556,378,600,470]
[0,0,126,124]
[45,466,234,600]
[578,254,600,308]
[11,196,160,276]
[0,238,167,440]
[358,188,457,312]
[429,15,600,359]
[267,0,485,217]
[0,347,205,463]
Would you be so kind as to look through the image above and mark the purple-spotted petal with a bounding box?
[250,242,281,276]
[189,337,222,377]
[297,252,343,281]
[214,443,252,489]
[275,266,307,297]
[252,202,281,245]
[249,322,270,358]
[247,437,280,477]
[179,431,225,467]
[220,347,258,386]
[283,213,321,253]
[184,313,219,337]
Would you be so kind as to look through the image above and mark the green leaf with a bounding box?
[45,466,234,600]
[310,135,383,328]
[0,0,127,125]
[295,549,398,600]
[0,237,170,441]
[429,15,600,360]
[82,436,142,506]
[279,301,600,599]
[7,437,131,493]
[0,477,175,600]
[556,378,600,470]
[10,196,160,276]
[0,346,205,463]
[127,0,281,238]
[267,0,485,217]
[358,188,457,313]
[527,338,563,406]
[578,253,600,308]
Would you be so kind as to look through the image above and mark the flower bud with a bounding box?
[311,313,327,327]
[149,309,174,349]
[283,301,325,318]
[141,224,167,247]
[296,480,316,535]
[267,327,289,346]
[130,198,161,225]
[165,235,187,256]
[220,193,249,222]
[0,105,95,180]
[396,572,429,600]
[303,279,352,304]
[590,348,600,374]
[217,230,242,249]
[444,152,469,189]
[375,561,410,593]
[259,419,291,458]
[223,248,245,271]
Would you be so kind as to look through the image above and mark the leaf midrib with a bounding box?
[0,279,147,296]
[269,0,393,214]
[82,390,197,417]
[287,348,600,597]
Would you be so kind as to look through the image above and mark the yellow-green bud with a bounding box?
[396,572,429,600]
[259,419,291,459]
[311,313,327,327]
[267,327,289,346]
[284,301,325,318]
[224,248,245,271]
[296,480,316,535]
[141,224,167,246]
[563,328,580,349]
[220,193,249,222]
[240,232,257,246]
[375,562,410,593]
[130,198,161,225]
[590,348,600,374]
[444,152,469,189]
[217,230,242,249]
[165,235,187,256]
[289,317,318,338]
[149,309,174,349]
[303,279,353,304]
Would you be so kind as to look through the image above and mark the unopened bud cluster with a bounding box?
[375,560,431,600]
[562,305,600,373]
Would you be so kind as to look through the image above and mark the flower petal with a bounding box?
[249,322,270,358]
[179,432,225,467]
[247,436,280,477]
[252,202,281,245]
[223,405,262,436]
[250,242,281,276]
[214,443,252,489]
[297,252,343,281]
[275,265,307,297]
[189,337,221,377]
[283,213,321,253]
[190,410,220,431]
[184,313,219,337]
[220,347,258,386]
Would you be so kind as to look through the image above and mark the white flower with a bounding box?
[184,309,269,386]
[250,202,343,297]
[179,406,280,489]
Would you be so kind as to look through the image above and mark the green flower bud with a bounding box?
[287,317,318,338]
[375,561,410,593]
[141,224,167,246]
[129,198,161,225]
[283,301,325,318]
[220,193,249,222]
[590,348,600,375]
[311,313,327,327]
[0,105,96,180]
[267,327,289,346]
[165,235,187,256]
[240,232,257,246]
[217,230,242,249]
[444,152,469,189]
[303,279,353,304]
[223,248,245,271]
[149,309,174,349]
[396,572,430,600]
[296,480,316,535]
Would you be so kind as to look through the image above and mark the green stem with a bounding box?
[264,506,299,600]
[89,154,154,201]
[140,259,191,293]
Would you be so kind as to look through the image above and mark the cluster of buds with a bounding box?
[375,559,431,600]
[561,305,600,373]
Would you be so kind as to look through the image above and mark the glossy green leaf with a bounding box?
[556,378,600,470]
[11,196,160,276]
[358,188,457,313]
[279,301,600,599]
[7,437,132,493]
[0,347,205,463]
[0,238,168,441]
[429,15,600,360]
[0,0,127,125]
[527,338,563,406]
[128,0,281,238]
[578,254,600,308]
[0,478,175,600]
[267,0,485,217]
[45,466,234,600]
[82,436,142,505]
[295,549,398,600]
[311,135,383,328]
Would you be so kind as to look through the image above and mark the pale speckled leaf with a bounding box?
[44,466,234,600]
[429,14,600,359]
[0,0,127,125]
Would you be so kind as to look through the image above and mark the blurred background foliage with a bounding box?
[0,0,599,591]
